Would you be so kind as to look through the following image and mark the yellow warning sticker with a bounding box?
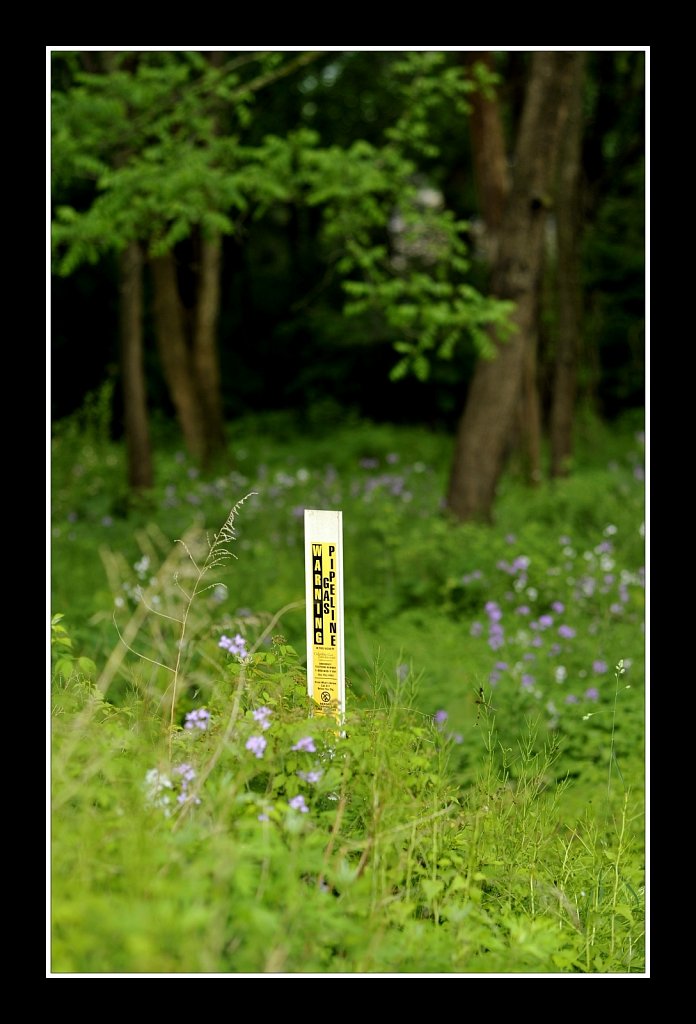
[310,541,340,718]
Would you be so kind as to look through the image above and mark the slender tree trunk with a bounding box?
[119,242,153,490]
[551,54,586,477]
[464,51,510,246]
[446,52,580,522]
[193,233,226,456]
[519,324,543,485]
[150,252,207,461]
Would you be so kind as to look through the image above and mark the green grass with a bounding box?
[50,404,646,974]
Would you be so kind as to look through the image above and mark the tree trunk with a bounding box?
[119,242,153,490]
[446,52,580,522]
[150,252,207,461]
[551,54,586,478]
[519,326,543,485]
[465,51,541,486]
[193,233,227,457]
[464,51,510,249]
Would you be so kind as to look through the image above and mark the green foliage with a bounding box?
[51,413,645,973]
[51,614,97,680]
[52,50,513,380]
[52,637,643,974]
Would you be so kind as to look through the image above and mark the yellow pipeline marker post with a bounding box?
[304,510,345,725]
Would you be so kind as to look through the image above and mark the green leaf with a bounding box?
[421,878,444,902]
[54,657,74,678]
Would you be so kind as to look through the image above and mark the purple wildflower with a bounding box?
[565,694,579,704]
[246,735,267,759]
[171,763,201,807]
[558,625,576,639]
[609,603,623,615]
[253,706,273,730]
[174,762,196,783]
[584,687,600,701]
[538,614,553,629]
[291,737,316,753]
[470,622,483,637]
[521,674,535,688]
[258,813,270,822]
[592,660,608,675]
[288,795,309,813]
[297,770,323,784]
[516,605,531,616]
[219,633,248,658]
[184,708,210,731]
[485,601,503,622]
[434,710,448,725]
[551,601,565,614]
[494,661,508,671]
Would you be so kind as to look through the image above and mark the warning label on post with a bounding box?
[310,541,340,718]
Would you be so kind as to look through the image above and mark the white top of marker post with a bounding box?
[304,510,345,721]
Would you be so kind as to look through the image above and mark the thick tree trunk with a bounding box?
[551,54,586,478]
[150,252,207,461]
[119,242,153,490]
[193,233,226,457]
[446,52,580,522]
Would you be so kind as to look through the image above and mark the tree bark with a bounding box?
[519,326,543,485]
[464,52,510,247]
[551,54,586,478]
[465,51,541,486]
[446,52,580,522]
[150,252,207,461]
[119,242,153,490]
[193,232,227,456]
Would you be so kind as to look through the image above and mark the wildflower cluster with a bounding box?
[252,706,273,730]
[219,633,248,658]
[184,707,210,731]
[462,523,644,727]
[173,763,201,806]
[144,763,201,817]
[246,735,267,758]
[291,736,316,753]
[288,794,309,813]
